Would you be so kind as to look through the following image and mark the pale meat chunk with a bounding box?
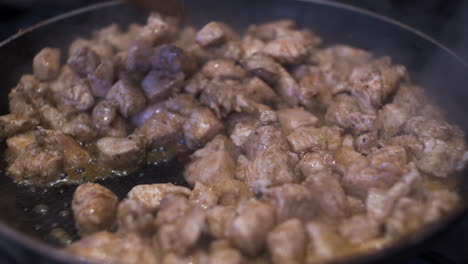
[96,136,146,170]
[376,103,410,138]
[0,114,38,138]
[6,131,35,161]
[297,151,335,176]
[87,58,115,98]
[183,107,223,149]
[286,126,324,153]
[404,116,452,141]
[72,183,118,236]
[305,222,347,263]
[267,219,306,264]
[106,80,146,118]
[385,197,424,238]
[277,108,318,135]
[201,59,246,80]
[262,184,316,222]
[126,39,153,73]
[151,44,197,74]
[116,199,154,236]
[424,190,459,223]
[163,94,199,117]
[126,183,191,210]
[354,131,378,155]
[190,182,219,209]
[68,46,101,77]
[61,79,95,111]
[228,199,276,256]
[67,232,158,264]
[136,110,185,147]
[92,100,119,130]
[33,47,61,81]
[139,13,179,44]
[209,241,244,264]
[338,215,380,244]
[184,150,235,186]
[263,33,309,64]
[62,113,97,142]
[196,22,237,47]
[191,134,237,160]
[141,70,185,103]
[39,104,66,130]
[241,53,279,84]
[207,206,237,239]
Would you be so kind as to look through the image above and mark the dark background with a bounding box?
[0,0,467,263]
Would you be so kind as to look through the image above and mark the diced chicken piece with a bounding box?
[262,184,316,222]
[424,190,459,223]
[136,110,184,147]
[72,183,118,236]
[386,135,424,159]
[243,77,279,105]
[404,116,452,141]
[67,232,158,264]
[13,75,48,108]
[376,104,410,138]
[190,182,219,209]
[163,94,199,117]
[92,100,119,129]
[242,124,289,159]
[0,114,38,138]
[211,179,253,206]
[385,198,424,238]
[241,35,265,59]
[241,53,279,85]
[126,39,153,73]
[305,222,347,262]
[245,145,298,190]
[68,46,101,77]
[275,66,301,106]
[191,134,237,160]
[96,136,146,170]
[196,22,237,47]
[61,79,95,111]
[142,70,185,103]
[155,196,206,255]
[184,150,235,186]
[202,59,246,80]
[183,107,223,149]
[346,196,365,215]
[209,241,244,264]
[338,215,380,244]
[8,89,36,118]
[62,113,97,142]
[152,44,197,74]
[286,126,324,153]
[207,206,237,239]
[303,171,348,218]
[69,38,114,59]
[297,151,335,176]
[277,108,318,135]
[392,84,426,115]
[106,80,146,118]
[247,19,296,42]
[116,199,154,236]
[184,71,209,96]
[297,69,333,112]
[354,131,378,155]
[126,183,191,211]
[342,146,407,198]
[264,36,308,64]
[267,219,306,264]
[6,131,35,161]
[33,47,61,81]
[139,13,179,44]
[87,58,115,98]
[228,199,276,256]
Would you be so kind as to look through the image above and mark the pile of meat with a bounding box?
[1,12,467,264]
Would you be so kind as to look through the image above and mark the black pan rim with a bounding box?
[0,0,467,263]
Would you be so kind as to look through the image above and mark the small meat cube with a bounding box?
[241,35,265,58]
[151,44,197,74]
[297,151,335,176]
[209,242,244,264]
[61,79,95,111]
[241,53,279,84]
[33,47,61,81]
[262,184,316,222]
[126,39,153,72]
[190,182,219,209]
[72,183,118,236]
[305,222,346,262]
[126,183,191,210]
[116,199,154,236]
[297,69,332,111]
[242,124,289,159]
[68,46,101,77]
[184,150,235,186]
[92,100,119,129]
[183,107,223,149]
[248,19,296,42]
[142,70,185,103]
[106,80,146,118]
[0,114,38,138]
[286,126,324,153]
[196,22,237,47]
[13,74,48,109]
[243,77,279,105]
[9,89,36,118]
[6,131,35,161]
[303,171,348,218]
[184,71,210,96]
[333,146,364,175]
[87,58,115,98]
[62,113,97,142]
[191,134,237,161]
[264,36,308,64]
[205,40,244,62]
[129,103,164,127]
[277,108,318,135]
[97,136,146,170]
[267,219,306,264]
[202,59,246,80]
[39,104,66,130]
[393,84,425,115]
[424,190,459,223]
[245,145,298,190]
[207,206,237,239]
[93,24,132,51]
[275,66,301,106]
[320,125,343,151]
[211,179,252,206]
[385,198,424,238]
[354,131,378,155]
[228,199,276,256]
[99,116,128,137]
[140,13,179,44]
[163,94,199,117]
[325,95,376,134]
[376,104,409,138]
[67,232,158,264]
[338,215,380,244]
[404,116,452,141]
[136,110,184,147]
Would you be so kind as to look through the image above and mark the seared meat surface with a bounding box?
[2,12,466,264]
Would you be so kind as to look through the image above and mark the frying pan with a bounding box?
[1,0,468,263]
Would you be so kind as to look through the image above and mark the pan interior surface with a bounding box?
[0,1,467,264]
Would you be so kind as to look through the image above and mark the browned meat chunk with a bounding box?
[126,39,153,73]
[126,183,191,210]
[136,110,184,147]
[183,107,223,149]
[142,70,185,103]
[67,232,158,264]
[92,100,119,130]
[190,182,219,209]
[13,75,48,109]
[276,66,301,106]
[68,46,101,77]
[277,108,318,135]
[228,199,276,256]
[88,58,115,98]
[139,13,179,44]
[424,190,459,223]
[152,44,197,74]
[196,22,237,47]
[354,131,378,155]
[296,150,335,176]
[72,183,118,236]
[286,126,324,153]
[0,114,38,138]
[202,59,246,80]
[191,134,237,161]
[339,215,380,244]
[163,94,199,117]
[106,80,146,118]
[96,136,146,170]
[184,150,235,186]
[263,33,309,64]
[305,222,346,262]
[62,113,97,142]
[207,206,237,239]
[61,79,95,111]
[376,104,410,138]
[404,116,452,141]
[262,184,316,222]
[116,199,154,236]
[385,197,424,238]
[267,219,306,264]
[6,131,35,161]
[209,241,244,264]
[33,47,61,81]
[241,53,279,84]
